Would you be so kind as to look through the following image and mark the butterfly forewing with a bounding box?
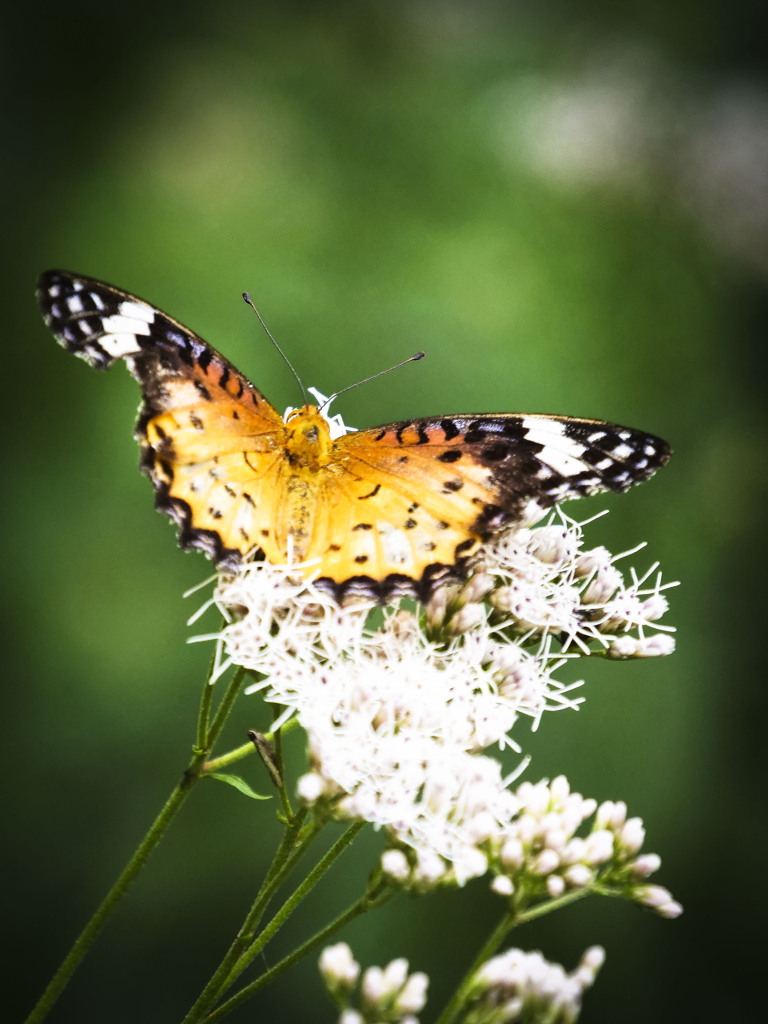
[37,270,671,602]
[38,270,288,565]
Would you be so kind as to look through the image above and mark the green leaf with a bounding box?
[206,772,271,800]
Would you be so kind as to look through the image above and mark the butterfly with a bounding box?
[37,270,671,603]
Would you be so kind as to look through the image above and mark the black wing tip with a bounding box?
[37,269,94,305]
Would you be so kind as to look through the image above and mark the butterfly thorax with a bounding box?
[283,406,334,471]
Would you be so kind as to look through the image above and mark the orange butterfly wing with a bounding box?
[37,270,299,567]
[38,271,671,602]
[303,414,670,600]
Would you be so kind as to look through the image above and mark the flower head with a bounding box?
[319,945,428,1024]
[201,507,675,887]
[483,776,682,918]
[463,946,605,1024]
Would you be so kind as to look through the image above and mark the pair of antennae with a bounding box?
[242,292,424,413]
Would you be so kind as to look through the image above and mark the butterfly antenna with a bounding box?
[319,351,426,414]
[242,292,308,405]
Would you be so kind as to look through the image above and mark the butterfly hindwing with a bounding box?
[37,270,671,602]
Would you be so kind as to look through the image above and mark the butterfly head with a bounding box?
[284,405,334,470]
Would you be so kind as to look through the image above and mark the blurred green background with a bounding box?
[5,1,767,1021]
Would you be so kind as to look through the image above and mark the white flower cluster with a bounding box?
[462,945,605,1024]
[204,509,675,891]
[319,943,428,1024]
[480,509,676,659]
[484,776,683,918]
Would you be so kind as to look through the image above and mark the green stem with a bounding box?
[24,662,246,1024]
[195,654,217,749]
[435,909,516,1024]
[24,753,204,1024]
[204,667,247,751]
[203,716,301,774]
[203,740,255,773]
[514,887,591,925]
[435,888,593,1024]
[182,821,364,1024]
[204,881,395,1024]
[180,811,315,1024]
[272,716,294,820]
[225,821,365,984]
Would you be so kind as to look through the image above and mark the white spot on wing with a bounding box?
[102,313,153,336]
[100,332,144,357]
[538,444,587,477]
[521,419,587,459]
[521,416,568,436]
[117,299,156,324]
[546,482,571,500]
[611,443,634,461]
[379,523,412,567]
[67,295,84,313]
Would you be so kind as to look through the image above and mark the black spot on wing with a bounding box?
[442,478,464,493]
[358,483,381,500]
[196,345,213,371]
[395,422,430,444]
[440,418,461,441]
[437,449,462,463]
[481,442,509,462]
